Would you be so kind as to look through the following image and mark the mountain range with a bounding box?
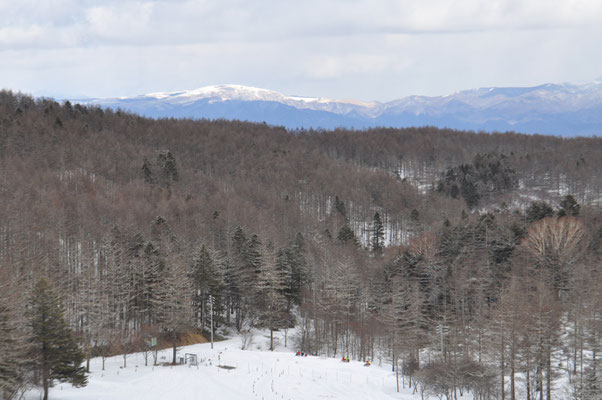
[75,81,602,137]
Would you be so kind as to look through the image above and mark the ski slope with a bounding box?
[24,330,420,400]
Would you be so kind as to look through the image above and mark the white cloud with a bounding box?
[1,0,601,100]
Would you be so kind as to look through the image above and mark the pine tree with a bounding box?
[276,233,310,310]
[526,201,554,223]
[190,244,225,329]
[157,257,192,365]
[27,278,87,400]
[372,212,385,254]
[558,194,580,217]
[337,224,358,246]
[257,243,289,350]
[141,157,154,184]
[334,196,347,220]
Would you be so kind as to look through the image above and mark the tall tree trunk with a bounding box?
[270,328,274,351]
[545,350,552,400]
[501,332,505,400]
[538,365,543,400]
[172,339,177,365]
[395,356,400,392]
[43,364,49,400]
[510,346,515,400]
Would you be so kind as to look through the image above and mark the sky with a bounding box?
[2,0,602,101]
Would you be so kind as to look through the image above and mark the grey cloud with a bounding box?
[3,0,602,51]
[1,0,602,101]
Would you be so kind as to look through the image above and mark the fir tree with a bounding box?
[27,278,87,400]
[157,258,192,365]
[558,194,580,217]
[526,201,554,223]
[257,243,290,350]
[158,150,178,183]
[190,244,224,329]
[372,212,385,254]
[334,196,347,219]
[141,157,154,184]
[337,224,358,246]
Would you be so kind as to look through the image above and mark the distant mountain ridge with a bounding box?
[75,82,602,136]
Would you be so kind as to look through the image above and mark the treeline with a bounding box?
[0,90,600,399]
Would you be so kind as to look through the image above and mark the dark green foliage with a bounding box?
[28,279,87,400]
[138,240,165,324]
[526,200,554,222]
[142,157,154,184]
[227,226,247,300]
[246,234,263,277]
[372,212,384,254]
[437,152,518,208]
[460,176,481,209]
[157,150,178,182]
[334,196,347,219]
[276,233,310,308]
[190,245,224,309]
[228,227,269,329]
[141,150,178,186]
[410,209,420,222]
[337,224,358,245]
[558,194,580,217]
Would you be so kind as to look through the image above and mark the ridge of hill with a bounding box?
[75,81,602,136]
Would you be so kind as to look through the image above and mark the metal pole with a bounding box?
[210,295,214,349]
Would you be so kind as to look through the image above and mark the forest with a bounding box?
[0,90,600,400]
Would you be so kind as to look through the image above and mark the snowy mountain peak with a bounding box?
[137,84,381,115]
[79,81,602,136]
[145,84,289,102]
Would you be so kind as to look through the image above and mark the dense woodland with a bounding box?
[0,90,600,400]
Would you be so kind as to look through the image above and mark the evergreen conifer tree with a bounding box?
[526,201,554,222]
[372,212,385,254]
[190,244,224,329]
[27,278,87,400]
[257,243,289,350]
[337,224,358,246]
[558,194,580,217]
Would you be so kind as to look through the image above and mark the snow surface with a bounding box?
[25,330,420,400]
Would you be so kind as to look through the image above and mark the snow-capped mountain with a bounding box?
[75,82,602,136]
[142,84,381,117]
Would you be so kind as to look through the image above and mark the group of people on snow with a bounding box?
[340,356,370,366]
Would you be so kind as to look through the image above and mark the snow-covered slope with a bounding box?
[24,331,417,400]
[75,81,602,136]
[114,84,381,117]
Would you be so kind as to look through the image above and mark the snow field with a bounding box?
[25,331,420,400]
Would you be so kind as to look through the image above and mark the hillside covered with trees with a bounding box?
[0,90,600,400]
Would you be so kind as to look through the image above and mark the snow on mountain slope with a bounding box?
[24,331,418,400]
[138,84,382,117]
[76,81,602,136]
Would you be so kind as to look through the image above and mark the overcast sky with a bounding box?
[1,0,602,101]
